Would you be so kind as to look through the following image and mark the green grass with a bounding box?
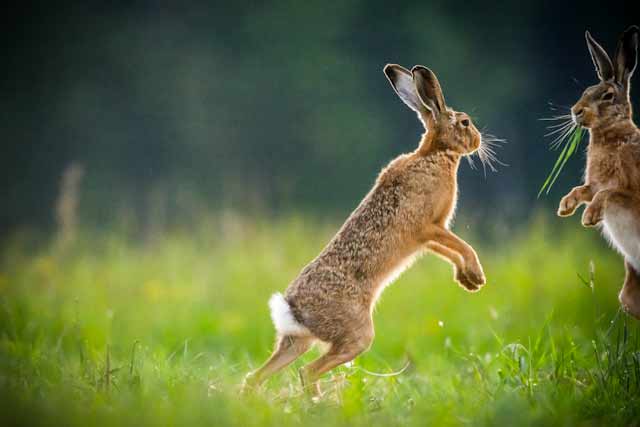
[1,214,639,426]
[538,126,585,197]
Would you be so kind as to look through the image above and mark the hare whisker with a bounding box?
[477,133,508,176]
[546,119,575,130]
[545,120,574,137]
[571,76,586,89]
[549,123,577,150]
[545,101,572,111]
[481,133,507,146]
[539,114,572,122]
[550,128,575,150]
[478,148,498,175]
[466,155,477,170]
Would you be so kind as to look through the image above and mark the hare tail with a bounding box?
[268,293,309,336]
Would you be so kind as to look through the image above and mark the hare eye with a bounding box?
[602,92,614,101]
[461,118,470,127]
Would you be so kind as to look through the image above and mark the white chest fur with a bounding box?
[603,208,640,271]
[370,251,423,310]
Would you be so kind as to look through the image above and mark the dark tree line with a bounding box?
[1,0,637,234]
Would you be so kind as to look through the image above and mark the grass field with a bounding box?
[1,214,640,426]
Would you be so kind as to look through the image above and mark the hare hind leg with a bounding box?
[243,335,314,390]
[620,261,640,320]
[598,192,640,319]
[299,327,374,397]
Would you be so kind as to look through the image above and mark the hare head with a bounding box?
[384,64,481,156]
[572,26,639,129]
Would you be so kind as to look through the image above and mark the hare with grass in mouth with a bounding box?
[244,64,495,396]
[557,26,640,318]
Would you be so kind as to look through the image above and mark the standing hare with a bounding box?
[557,26,640,318]
[244,64,489,396]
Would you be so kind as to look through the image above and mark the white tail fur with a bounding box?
[268,293,309,336]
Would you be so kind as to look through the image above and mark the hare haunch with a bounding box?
[557,26,640,318]
[244,64,488,396]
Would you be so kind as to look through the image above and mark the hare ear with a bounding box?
[586,30,614,81]
[411,65,446,115]
[384,64,426,114]
[614,25,639,86]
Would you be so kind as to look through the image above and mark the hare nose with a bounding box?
[572,107,585,123]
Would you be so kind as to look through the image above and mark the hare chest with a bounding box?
[603,208,640,272]
[443,190,458,229]
[586,147,619,193]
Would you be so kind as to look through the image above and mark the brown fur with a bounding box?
[557,26,640,318]
[243,65,486,396]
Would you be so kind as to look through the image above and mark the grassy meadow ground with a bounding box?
[1,214,640,426]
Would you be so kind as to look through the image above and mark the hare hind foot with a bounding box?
[298,328,374,399]
[242,335,313,393]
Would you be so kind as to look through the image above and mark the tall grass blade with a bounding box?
[538,127,584,197]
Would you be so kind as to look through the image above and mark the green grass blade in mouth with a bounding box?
[538,127,584,197]
[545,129,582,193]
[538,140,571,198]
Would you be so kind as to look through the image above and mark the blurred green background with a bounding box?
[3,1,640,426]
[2,0,638,234]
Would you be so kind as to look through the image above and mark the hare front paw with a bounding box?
[455,263,486,292]
[558,193,579,217]
[582,202,604,227]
